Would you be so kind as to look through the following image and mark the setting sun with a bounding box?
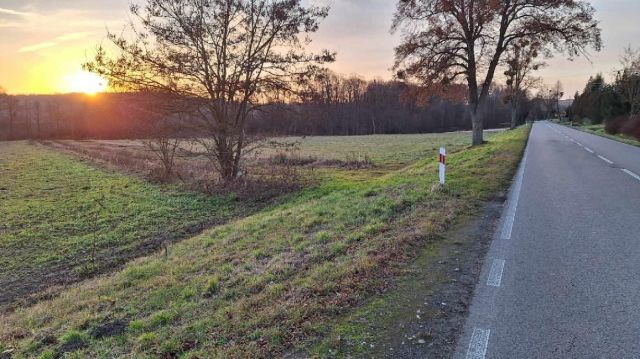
[64,70,107,95]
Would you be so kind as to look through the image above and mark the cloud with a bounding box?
[0,6,33,27]
[18,41,57,53]
[56,31,94,41]
[0,7,34,17]
[17,31,96,53]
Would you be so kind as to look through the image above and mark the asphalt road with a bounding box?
[455,121,640,359]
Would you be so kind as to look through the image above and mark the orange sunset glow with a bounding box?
[1,1,639,96]
[63,70,108,95]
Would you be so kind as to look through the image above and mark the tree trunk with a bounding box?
[510,101,518,129]
[371,113,376,135]
[9,111,14,140]
[470,107,484,146]
[36,104,41,139]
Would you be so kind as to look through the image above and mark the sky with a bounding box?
[1,0,639,97]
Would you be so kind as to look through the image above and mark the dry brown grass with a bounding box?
[39,140,308,200]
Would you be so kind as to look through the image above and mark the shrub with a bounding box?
[605,115,629,134]
[620,116,640,140]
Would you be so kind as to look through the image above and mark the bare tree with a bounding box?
[7,96,18,141]
[616,46,640,115]
[551,81,564,119]
[504,39,545,129]
[47,100,62,138]
[141,116,183,180]
[34,101,41,139]
[392,0,601,145]
[537,83,562,119]
[86,0,333,181]
[0,87,6,140]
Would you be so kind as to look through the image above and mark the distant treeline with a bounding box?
[0,74,553,141]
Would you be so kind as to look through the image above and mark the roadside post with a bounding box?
[439,147,446,185]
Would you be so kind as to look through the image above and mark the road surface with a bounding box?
[456,121,640,359]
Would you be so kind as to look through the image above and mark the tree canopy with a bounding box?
[86,0,334,180]
[393,0,601,144]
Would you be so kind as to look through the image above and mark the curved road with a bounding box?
[456,121,640,358]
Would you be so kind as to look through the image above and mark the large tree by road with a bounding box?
[392,0,602,145]
[86,0,333,180]
[504,39,545,129]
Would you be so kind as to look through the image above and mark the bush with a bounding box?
[620,116,640,140]
[605,115,628,134]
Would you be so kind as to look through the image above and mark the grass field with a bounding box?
[0,142,242,307]
[45,131,505,189]
[0,127,528,358]
[257,131,504,166]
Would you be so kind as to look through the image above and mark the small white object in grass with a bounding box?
[439,147,446,185]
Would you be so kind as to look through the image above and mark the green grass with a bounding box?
[264,131,504,166]
[559,122,640,147]
[0,142,238,305]
[0,127,529,358]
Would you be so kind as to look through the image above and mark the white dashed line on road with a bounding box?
[622,169,640,182]
[597,155,614,164]
[500,146,528,240]
[487,259,506,287]
[466,328,491,359]
[585,147,594,153]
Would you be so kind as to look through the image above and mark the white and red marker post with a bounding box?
[439,147,446,185]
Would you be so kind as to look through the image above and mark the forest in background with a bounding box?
[567,47,640,140]
[0,72,560,141]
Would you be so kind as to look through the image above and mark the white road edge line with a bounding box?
[585,147,594,153]
[500,146,528,240]
[487,259,506,287]
[466,328,491,359]
[597,155,614,165]
[622,169,640,182]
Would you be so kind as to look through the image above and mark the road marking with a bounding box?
[576,142,583,147]
[466,328,491,359]
[597,155,614,165]
[500,147,528,240]
[622,169,640,182]
[585,147,594,153]
[487,259,506,287]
